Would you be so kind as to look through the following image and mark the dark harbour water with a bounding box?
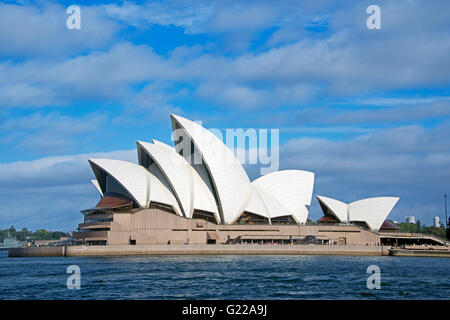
[0,250,449,299]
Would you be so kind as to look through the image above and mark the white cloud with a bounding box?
[196,81,314,109]
[0,83,60,107]
[279,122,450,222]
[0,148,137,230]
[0,112,108,155]
[206,3,277,33]
[2,1,450,112]
[103,0,213,33]
[278,97,450,125]
[0,2,119,58]
[0,149,136,188]
[0,42,170,107]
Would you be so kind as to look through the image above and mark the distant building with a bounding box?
[406,216,416,224]
[2,237,26,248]
[433,216,440,228]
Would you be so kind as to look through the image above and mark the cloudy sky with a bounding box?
[1,0,449,231]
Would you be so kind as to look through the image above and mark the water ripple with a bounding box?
[1,251,449,299]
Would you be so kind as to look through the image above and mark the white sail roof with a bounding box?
[244,186,270,218]
[170,114,252,224]
[82,115,405,230]
[137,140,194,218]
[316,195,400,230]
[252,170,314,224]
[88,158,181,215]
[152,139,174,150]
[349,197,400,230]
[316,195,348,222]
[89,159,150,207]
[90,179,103,196]
[191,167,221,222]
[252,185,291,220]
[147,173,182,216]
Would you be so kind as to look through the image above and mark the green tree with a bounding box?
[0,227,68,242]
[33,229,50,240]
[16,227,32,241]
[8,226,16,237]
[422,225,446,239]
[0,229,8,243]
[397,222,417,233]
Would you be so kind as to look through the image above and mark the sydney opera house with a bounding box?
[73,114,401,246]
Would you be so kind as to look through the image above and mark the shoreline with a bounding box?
[9,244,390,257]
[389,248,450,258]
[8,244,450,258]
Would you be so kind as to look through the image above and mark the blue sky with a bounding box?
[1,0,449,231]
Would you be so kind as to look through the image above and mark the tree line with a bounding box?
[395,220,447,239]
[0,226,68,243]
